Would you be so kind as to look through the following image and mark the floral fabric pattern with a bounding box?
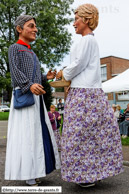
[61,88,123,183]
[53,129,61,150]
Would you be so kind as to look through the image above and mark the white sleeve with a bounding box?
[63,37,92,81]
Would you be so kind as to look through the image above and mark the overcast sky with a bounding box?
[59,0,129,70]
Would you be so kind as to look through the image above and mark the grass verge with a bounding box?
[0,112,9,120]
[121,137,129,146]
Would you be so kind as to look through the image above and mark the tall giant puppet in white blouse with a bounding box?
[56,3,123,188]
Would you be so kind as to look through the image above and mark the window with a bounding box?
[101,64,107,82]
[118,91,129,100]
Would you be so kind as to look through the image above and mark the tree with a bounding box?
[42,80,53,111]
[0,0,74,102]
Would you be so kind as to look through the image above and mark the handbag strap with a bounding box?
[32,53,36,82]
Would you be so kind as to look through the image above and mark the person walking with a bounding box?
[57,98,64,133]
[56,3,123,188]
[5,15,60,186]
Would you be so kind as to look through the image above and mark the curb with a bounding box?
[123,161,129,167]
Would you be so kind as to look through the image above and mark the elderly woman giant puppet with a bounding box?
[5,15,60,186]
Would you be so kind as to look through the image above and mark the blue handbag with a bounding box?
[13,54,36,109]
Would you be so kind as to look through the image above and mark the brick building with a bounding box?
[100,56,129,108]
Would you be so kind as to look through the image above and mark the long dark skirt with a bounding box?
[40,96,55,174]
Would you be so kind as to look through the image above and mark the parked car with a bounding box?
[0,105,10,112]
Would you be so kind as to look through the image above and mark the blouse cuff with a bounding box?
[21,82,33,93]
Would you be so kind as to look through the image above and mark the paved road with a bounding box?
[0,140,129,194]
[0,121,129,194]
[0,121,8,139]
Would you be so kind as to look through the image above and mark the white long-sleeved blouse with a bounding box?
[63,34,102,88]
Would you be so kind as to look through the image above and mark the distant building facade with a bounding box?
[101,56,129,108]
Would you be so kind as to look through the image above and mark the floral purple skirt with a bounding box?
[61,88,123,183]
[53,129,61,150]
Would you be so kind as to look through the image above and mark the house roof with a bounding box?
[101,55,129,61]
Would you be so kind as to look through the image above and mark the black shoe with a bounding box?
[35,178,41,184]
[78,182,95,188]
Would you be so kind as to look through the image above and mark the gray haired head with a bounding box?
[15,15,36,36]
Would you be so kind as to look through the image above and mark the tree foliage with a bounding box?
[42,80,54,111]
[55,87,64,92]
[0,0,74,102]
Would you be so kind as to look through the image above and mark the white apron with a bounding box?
[5,94,60,180]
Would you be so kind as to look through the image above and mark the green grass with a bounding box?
[0,112,9,120]
[121,137,129,146]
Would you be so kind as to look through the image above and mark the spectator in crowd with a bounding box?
[112,104,120,119]
[117,105,125,124]
[48,105,61,151]
[117,105,124,114]
[57,98,64,112]
[119,103,129,138]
